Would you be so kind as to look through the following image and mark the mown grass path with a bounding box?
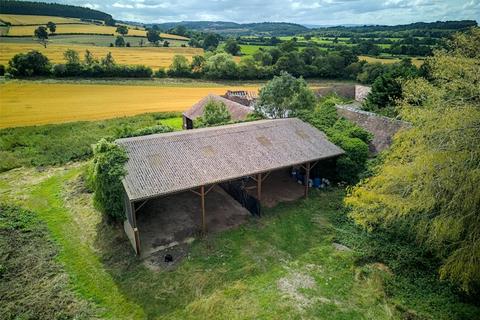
[24,167,144,319]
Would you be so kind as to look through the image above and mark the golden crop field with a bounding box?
[4,24,189,40]
[359,55,424,67]
[0,82,260,128]
[0,43,203,69]
[0,14,84,25]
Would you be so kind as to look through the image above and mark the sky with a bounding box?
[44,0,479,25]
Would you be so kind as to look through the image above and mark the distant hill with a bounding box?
[310,20,478,37]
[0,0,113,23]
[149,21,309,36]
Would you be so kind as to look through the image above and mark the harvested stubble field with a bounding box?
[0,82,259,128]
[0,43,202,69]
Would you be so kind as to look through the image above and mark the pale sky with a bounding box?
[39,0,480,25]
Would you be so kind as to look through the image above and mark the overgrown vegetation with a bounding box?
[194,99,232,127]
[0,203,94,319]
[0,112,181,172]
[87,139,128,220]
[346,28,480,292]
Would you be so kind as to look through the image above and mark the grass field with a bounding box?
[0,13,84,25]
[0,42,202,69]
[0,165,477,319]
[0,81,259,128]
[359,55,424,67]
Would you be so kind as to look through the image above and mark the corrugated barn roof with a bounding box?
[183,94,252,120]
[117,118,344,202]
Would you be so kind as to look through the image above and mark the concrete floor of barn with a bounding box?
[136,168,305,258]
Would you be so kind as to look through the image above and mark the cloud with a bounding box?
[42,0,479,25]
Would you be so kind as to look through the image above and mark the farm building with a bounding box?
[222,90,258,107]
[182,94,252,129]
[116,118,344,256]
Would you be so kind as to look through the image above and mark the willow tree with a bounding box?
[345,28,480,292]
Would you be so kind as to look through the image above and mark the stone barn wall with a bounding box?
[354,85,371,102]
[336,104,410,154]
[316,85,372,102]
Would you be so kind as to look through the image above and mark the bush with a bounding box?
[194,99,232,128]
[114,124,173,139]
[7,50,51,77]
[298,101,371,183]
[167,55,191,77]
[88,139,128,221]
[154,67,166,78]
[0,64,5,76]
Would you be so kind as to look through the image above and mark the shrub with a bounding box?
[114,124,173,139]
[0,64,5,76]
[167,55,191,77]
[7,50,51,77]
[195,99,232,127]
[154,67,166,78]
[88,139,128,221]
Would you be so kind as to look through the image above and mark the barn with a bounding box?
[116,118,344,256]
[182,94,252,129]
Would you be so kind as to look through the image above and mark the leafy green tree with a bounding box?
[46,21,56,33]
[167,55,191,77]
[195,99,232,127]
[84,49,97,65]
[253,50,273,66]
[115,35,125,47]
[238,56,259,79]
[255,71,316,118]
[7,50,51,76]
[146,29,161,46]
[116,25,128,36]
[190,55,206,75]
[63,49,80,65]
[224,38,241,56]
[101,52,115,67]
[345,28,480,292]
[34,26,48,48]
[203,33,219,51]
[203,52,238,79]
[274,51,305,77]
[163,40,170,47]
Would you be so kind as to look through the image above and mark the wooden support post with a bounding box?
[257,173,262,201]
[200,185,206,234]
[131,201,141,255]
[304,162,311,199]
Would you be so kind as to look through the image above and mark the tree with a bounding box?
[7,50,51,77]
[63,49,80,64]
[116,25,128,36]
[84,49,97,65]
[46,21,56,33]
[139,38,145,47]
[224,38,241,56]
[146,29,161,46]
[190,55,206,74]
[195,99,232,127]
[203,52,238,79]
[255,71,316,118]
[34,26,48,48]
[203,33,219,51]
[274,51,305,77]
[101,52,115,67]
[163,40,170,47]
[115,36,125,47]
[167,55,191,77]
[345,28,480,293]
[304,34,312,41]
